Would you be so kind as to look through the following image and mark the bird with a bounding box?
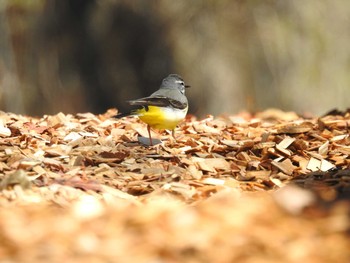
[117,74,189,146]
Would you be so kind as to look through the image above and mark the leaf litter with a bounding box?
[0,109,349,262]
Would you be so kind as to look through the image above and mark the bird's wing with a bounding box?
[128,96,188,110]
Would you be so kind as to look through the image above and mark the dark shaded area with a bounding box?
[322,108,350,117]
[37,0,175,114]
[293,168,350,203]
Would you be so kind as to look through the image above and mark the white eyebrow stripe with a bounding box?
[175,80,184,84]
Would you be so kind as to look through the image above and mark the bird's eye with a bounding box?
[176,80,185,86]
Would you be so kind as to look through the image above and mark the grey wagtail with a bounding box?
[117,74,189,146]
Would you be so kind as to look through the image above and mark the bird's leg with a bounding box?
[170,129,178,145]
[147,124,153,146]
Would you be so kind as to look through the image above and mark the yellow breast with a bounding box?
[135,106,188,130]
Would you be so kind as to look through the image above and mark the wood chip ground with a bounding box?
[0,109,349,262]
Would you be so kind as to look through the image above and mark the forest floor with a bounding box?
[0,108,349,263]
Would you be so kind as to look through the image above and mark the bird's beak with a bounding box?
[185,85,191,88]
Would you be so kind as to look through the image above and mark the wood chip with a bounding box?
[253,141,276,150]
[307,157,321,172]
[276,122,313,134]
[320,159,336,172]
[271,158,297,175]
[246,170,271,180]
[331,134,348,142]
[277,136,296,149]
[0,125,11,137]
[318,140,329,155]
[201,178,225,186]
[276,137,295,156]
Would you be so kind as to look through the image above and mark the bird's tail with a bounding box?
[115,107,142,118]
[115,112,133,118]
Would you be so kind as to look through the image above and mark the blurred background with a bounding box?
[0,0,349,117]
